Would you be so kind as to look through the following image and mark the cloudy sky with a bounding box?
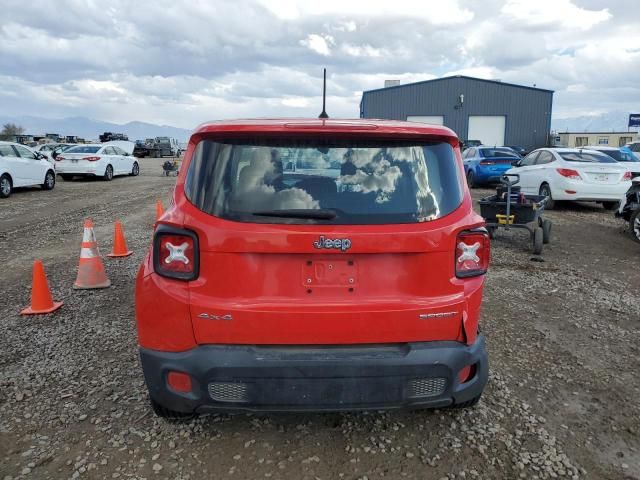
[1,0,638,128]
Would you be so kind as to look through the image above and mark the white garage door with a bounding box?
[406,115,444,125]
[468,116,505,146]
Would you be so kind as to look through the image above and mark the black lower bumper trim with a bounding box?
[140,336,489,413]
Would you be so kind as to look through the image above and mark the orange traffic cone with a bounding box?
[107,221,132,258]
[21,260,63,315]
[73,219,111,289]
[156,200,164,220]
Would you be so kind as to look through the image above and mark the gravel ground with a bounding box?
[1,159,639,480]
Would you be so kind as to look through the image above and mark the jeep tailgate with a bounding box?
[185,210,483,345]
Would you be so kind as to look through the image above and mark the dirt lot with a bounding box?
[1,157,639,480]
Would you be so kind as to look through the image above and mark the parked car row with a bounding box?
[0,141,56,198]
[463,144,636,211]
[587,145,640,177]
[506,148,632,210]
[0,141,139,198]
[33,142,74,160]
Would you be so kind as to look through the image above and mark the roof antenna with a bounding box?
[318,68,329,119]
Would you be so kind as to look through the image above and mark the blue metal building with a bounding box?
[360,76,553,151]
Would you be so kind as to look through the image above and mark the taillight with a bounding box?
[153,226,199,280]
[83,156,101,162]
[622,171,632,181]
[556,168,581,180]
[455,230,490,278]
[479,160,495,165]
[55,156,65,161]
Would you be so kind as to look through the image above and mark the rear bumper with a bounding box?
[57,172,98,176]
[552,178,630,201]
[55,167,99,175]
[140,336,489,413]
[475,168,511,183]
[55,161,105,175]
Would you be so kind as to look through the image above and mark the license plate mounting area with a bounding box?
[302,259,357,288]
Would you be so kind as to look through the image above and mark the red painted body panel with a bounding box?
[135,252,196,351]
[136,119,487,351]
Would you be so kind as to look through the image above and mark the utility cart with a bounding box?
[478,174,552,255]
[162,159,180,177]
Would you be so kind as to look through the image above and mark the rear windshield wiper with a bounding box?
[252,208,337,220]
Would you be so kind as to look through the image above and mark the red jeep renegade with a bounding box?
[136,119,490,417]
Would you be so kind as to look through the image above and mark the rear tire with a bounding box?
[42,170,55,190]
[150,398,195,422]
[130,162,140,176]
[602,201,618,211]
[466,170,476,189]
[539,183,555,210]
[103,164,113,181]
[533,227,544,254]
[542,219,552,244]
[629,210,640,244]
[0,174,12,198]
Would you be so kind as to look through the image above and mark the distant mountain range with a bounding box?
[0,115,192,142]
[2,111,638,142]
[551,111,638,133]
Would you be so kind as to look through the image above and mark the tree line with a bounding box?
[0,123,25,141]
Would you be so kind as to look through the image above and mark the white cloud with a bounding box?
[341,44,383,58]
[300,34,334,56]
[442,66,498,80]
[281,97,311,108]
[258,0,473,24]
[501,0,611,30]
[331,20,357,32]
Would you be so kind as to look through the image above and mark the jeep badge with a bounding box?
[313,235,352,252]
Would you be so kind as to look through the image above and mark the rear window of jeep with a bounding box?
[184,138,463,225]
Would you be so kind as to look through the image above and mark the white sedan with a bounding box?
[0,141,56,198]
[506,148,632,210]
[34,143,73,160]
[55,142,139,181]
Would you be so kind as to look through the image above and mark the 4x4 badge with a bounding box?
[198,313,233,321]
[419,312,457,319]
[313,236,352,252]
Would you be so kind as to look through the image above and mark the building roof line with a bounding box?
[361,75,554,95]
[556,131,638,134]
